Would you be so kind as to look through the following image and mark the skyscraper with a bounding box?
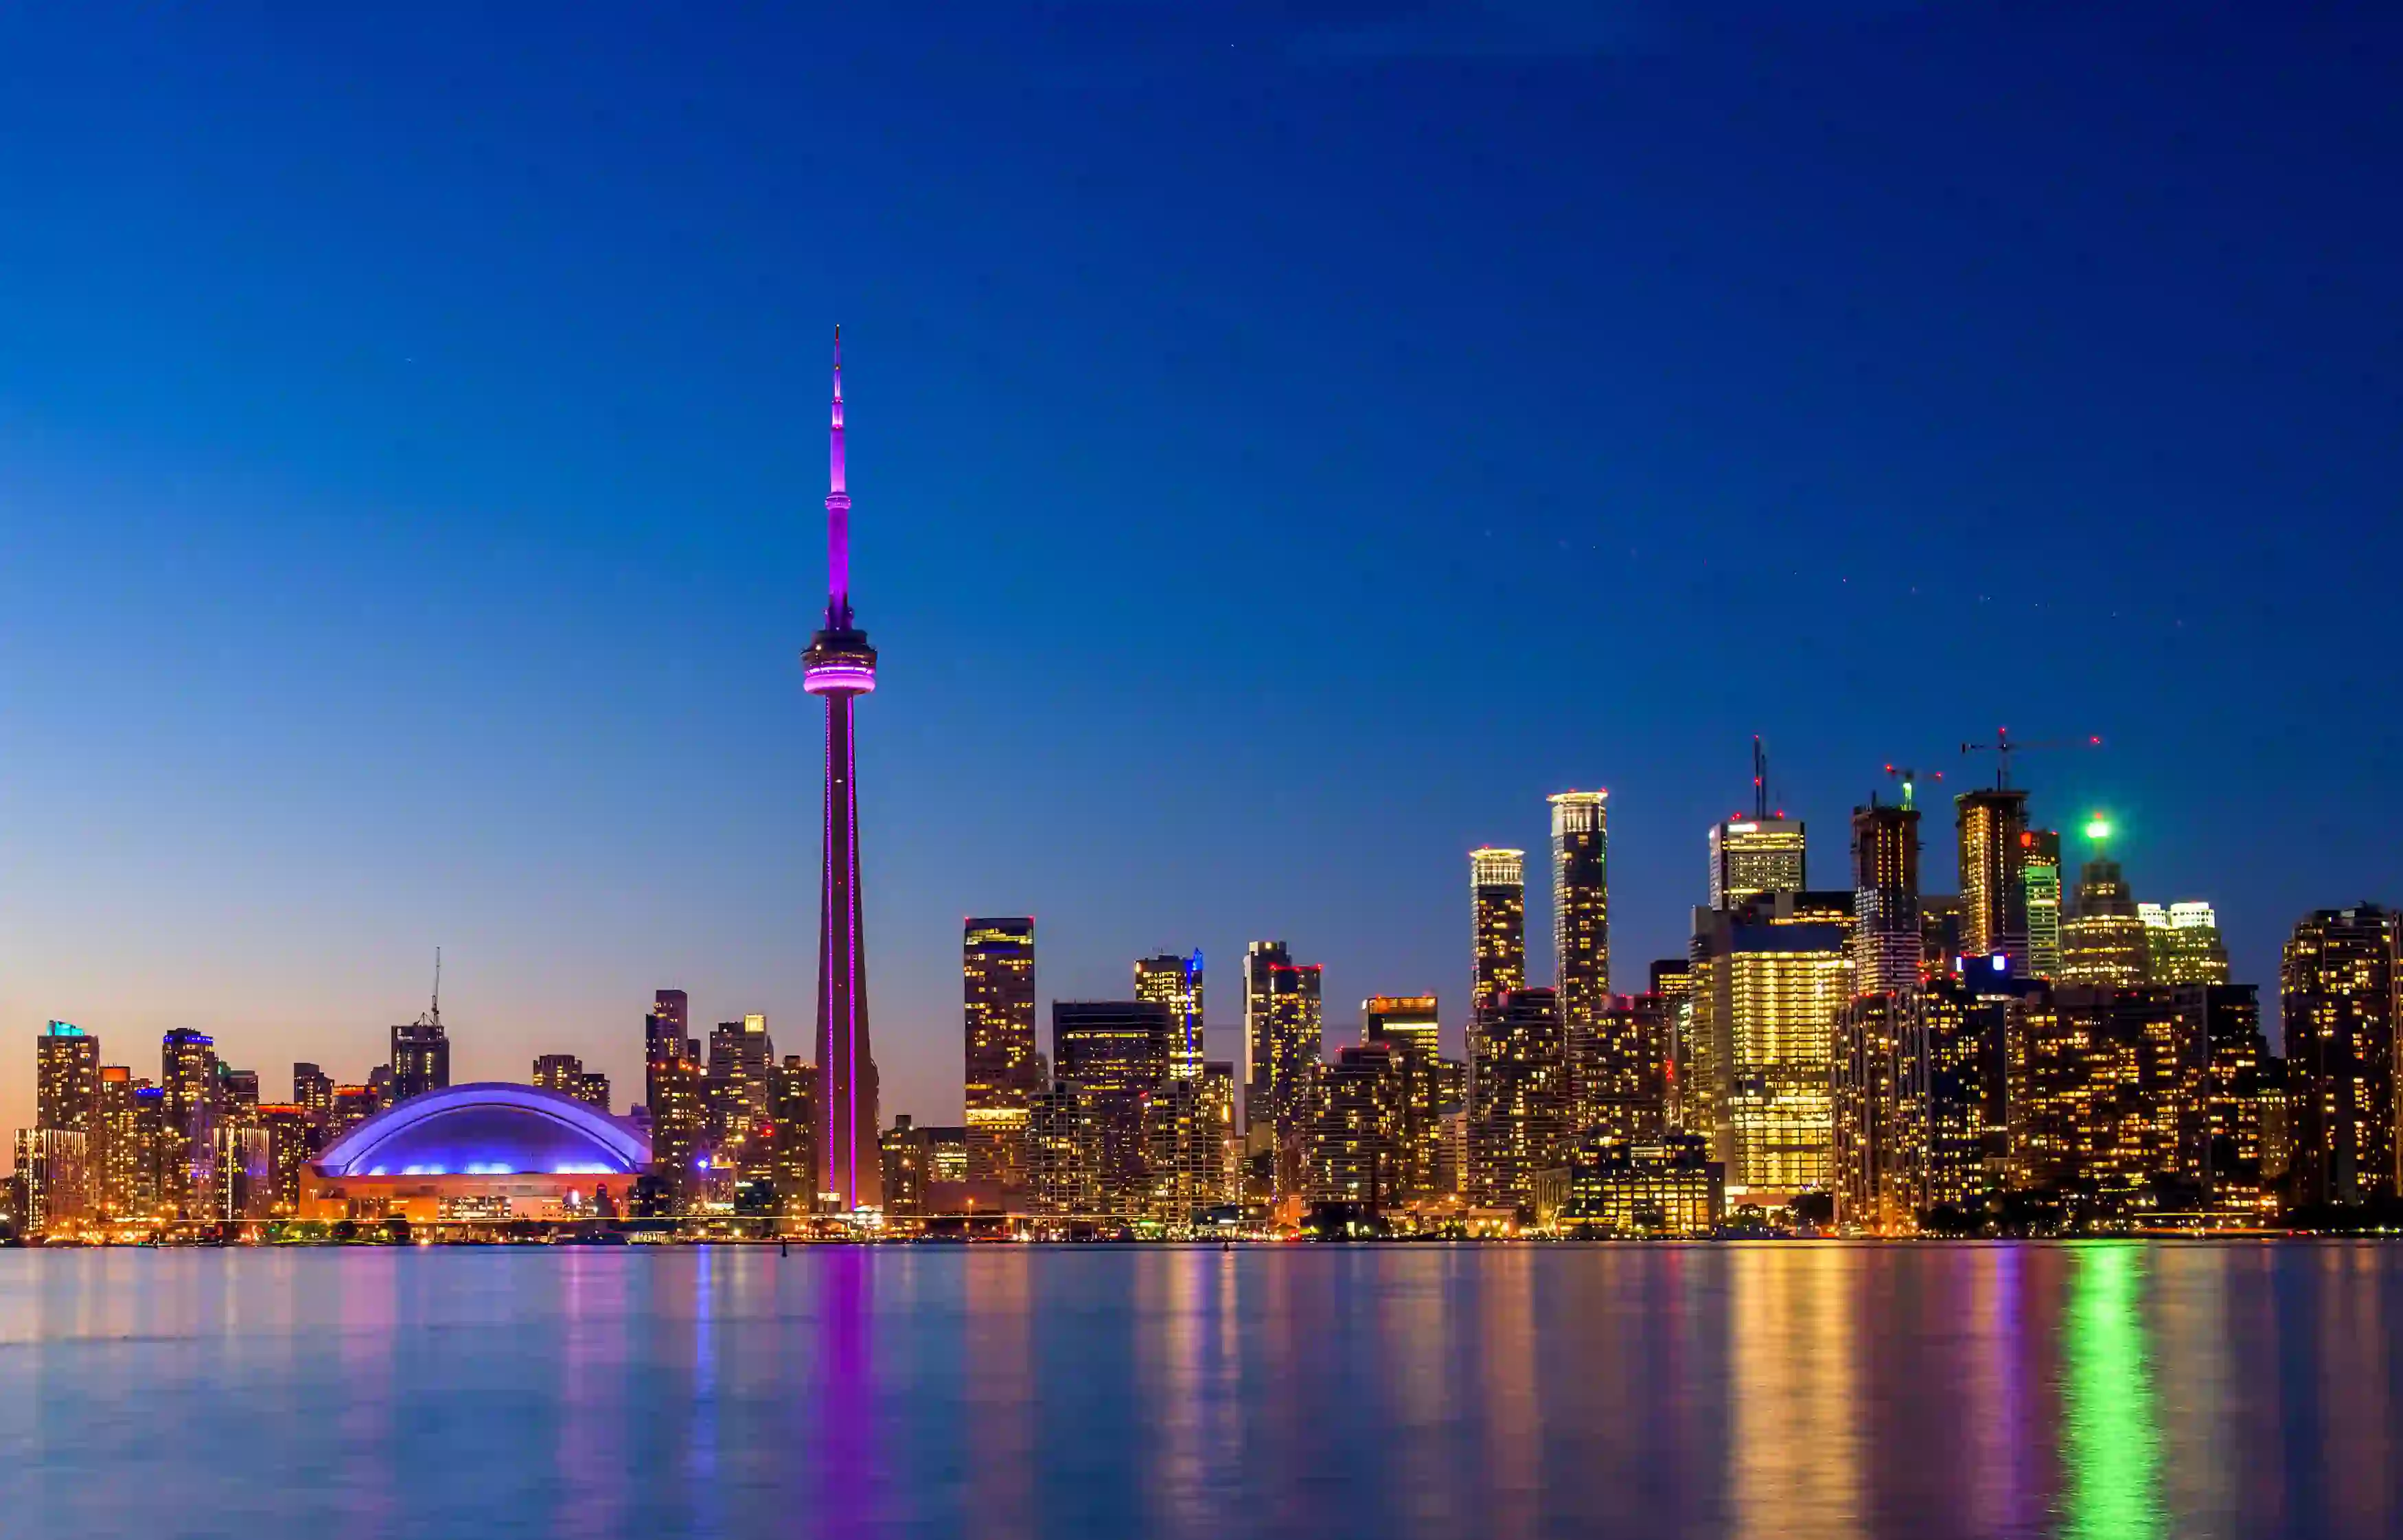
[2143,901,2233,985]
[1242,942,1312,1134]
[1850,798,1922,996]
[160,1028,218,1220]
[1955,788,2031,974]
[1708,818,1806,909]
[1256,962,1324,1191]
[36,1022,99,1139]
[2023,829,2063,979]
[1053,1000,1174,1217]
[1550,792,1610,1020]
[1302,1043,1405,1208]
[803,329,882,1211]
[2282,905,2402,1206]
[1364,994,1443,1199]
[1470,847,1528,1004]
[533,1054,586,1096]
[964,918,1039,1187]
[2058,824,2149,988]
[1688,909,1850,1198]
[1465,987,1571,1210]
[768,1055,820,1219]
[1135,950,1206,1082]
[291,1063,334,1120]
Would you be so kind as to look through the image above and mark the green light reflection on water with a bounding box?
[2062,1243,2163,1540]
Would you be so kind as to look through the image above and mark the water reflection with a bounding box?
[2059,1245,2162,1540]
[3,1244,2402,1539]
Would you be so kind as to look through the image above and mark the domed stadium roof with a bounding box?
[313,1082,650,1179]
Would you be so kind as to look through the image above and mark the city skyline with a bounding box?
[6,4,2402,1142]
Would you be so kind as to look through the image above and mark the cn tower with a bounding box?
[803,327,881,1210]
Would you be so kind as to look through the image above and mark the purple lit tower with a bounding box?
[804,327,881,1210]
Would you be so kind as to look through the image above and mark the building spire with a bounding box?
[827,325,851,628]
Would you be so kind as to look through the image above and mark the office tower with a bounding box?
[645,987,689,1112]
[1054,1000,1174,1217]
[257,1105,317,1215]
[2003,985,2189,1201]
[1955,789,2031,974]
[2282,905,2402,1206]
[1708,818,1806,909]
[1550,791,1611,1020]
[1688,909,1850,1197]
[1134,950,1206,1082]
[161,1029,219,1219]
[575,1073,610,1112]
[12,1129,89,1237]
[1850,798,1922,996]
[1027,1080,1094,1217]
[1364,995,1443,1198]
[879,1116,930,1218]
[2058,829,2150,987]
[1919,895,1966,980]
[1552,1132,1724,1237]
[766,1055,819,1217]
[325,1085,376,1144]
[214,1123,273,1221]
[803,330,883,1213]
[1145,1066,1235,1223]
[292,1063,334,1120]
[1470,847,1528,1003]
[647,1048,706,1200]
[1575,993,1670,1143]
[1835,983,1986,1232]
[2170,983,2269,1210]
[963,918,1039,1186]
[93,1068,139,1217]
[1302,1043,1405,1208]
[2023,830,2063,979]
[37,1022,99,1137]
[533,1054,585,1096]
[1465,987,1571,1210]
[2144,901,2233,985]
[1245,950,1323,1149]
[706,1014,777,1179]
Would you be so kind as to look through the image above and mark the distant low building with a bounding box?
[1543,1134,1723,1238]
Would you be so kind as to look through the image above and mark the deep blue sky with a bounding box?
[3,3,2399,1130]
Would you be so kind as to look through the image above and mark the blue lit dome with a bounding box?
[313,1082,649,1180]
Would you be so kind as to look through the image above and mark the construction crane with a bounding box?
[1957,727,2103,790]
[1880,763,1943,812]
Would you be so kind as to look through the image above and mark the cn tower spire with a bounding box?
[827,325,851,628]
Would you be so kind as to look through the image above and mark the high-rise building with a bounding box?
[161,1029,218,1220]
[963,918,1038,1187]
[37,1022,99,1138]
[1466,987,1571,1210]
[257,1105,317,1215]
[1026,1079,1093,1217]
[327,1085,376,1144]
[1145,1066,1236,1223]
[1688,910,1850,1198]
[2282,906,2402,1206]
[1054,1000,1173,1217]
[1470,847,1528,1004]
[390,1020,449,1105]
[1550,791,1611,1021]
[2143,901,2233,986]
[1572,993,1670,1144]
[12,1129,89,1237]
[1303,1043,1405,1208]
[1708,817,1806,909]
[2059,830,2150,989]
[803,330,883,1213]
[644,987,689,1106]
[1134,950,1206,1082]
[706,1014,777,1180]
[1364,995,1444,1199]
[214,1123,273,1221]
[575,1073,610,1113]
[1955,789,2031,974]
[291,1063,334,1120]
[2023,829,2063,979]
[1835,982,1988,1232]
[768,1055,820,1217]
[533,1054,586,1096]
[95,1067,149,1219]
[2003,985,2189,1204]
[1245,949,1323,1158]
[879,1116,931,1219]
[2171,982,2270,1210]
[1850,798,1922,996]
[647,1046,706,1202]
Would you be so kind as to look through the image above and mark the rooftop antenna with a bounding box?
[1752,735,1770,820]
[418,947,443,1028]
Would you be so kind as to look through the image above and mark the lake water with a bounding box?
[0,1242,2397,1538]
